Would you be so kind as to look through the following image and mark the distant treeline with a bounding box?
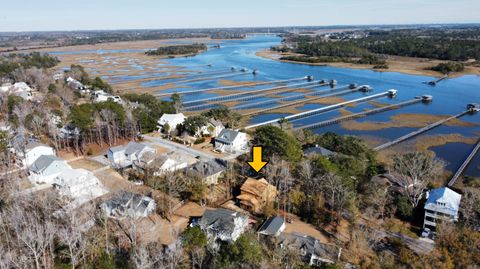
[211,32,246,39]
[0,52,59,78]
[281,28,480,62]
[145,44,207,56]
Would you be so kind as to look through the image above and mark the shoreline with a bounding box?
[255,49,480,78]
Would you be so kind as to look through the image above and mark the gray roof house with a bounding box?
[107,142,155,169]
[258,216,286,237]
[29,155,71,184]
[214,129,248,153]
[279,232,341,266]
[186,159,227,185]
[303,145,335,158]
[198,208,249,243]
[100,191,156,219]
[424,187,462,229]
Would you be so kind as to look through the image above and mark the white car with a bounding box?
[421,228,431,238]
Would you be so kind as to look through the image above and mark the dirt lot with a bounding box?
[283,214,330,243]
[68,158,105,171]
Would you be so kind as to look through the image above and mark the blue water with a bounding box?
[49,34,480,176]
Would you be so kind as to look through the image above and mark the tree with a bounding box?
[181,115,207,137]
[252,126,302,162]
[321,173,353,217]
[171,93,182,113]
[459,188,480,228]
[391,152,444,207]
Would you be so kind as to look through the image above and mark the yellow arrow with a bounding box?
[248,146,268,173]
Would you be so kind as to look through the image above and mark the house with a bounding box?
[133,152,188,176]
[0,82,33,100]
[258,216,286,237]
[303,145,335,158]
[93,90,123,104]
[424,187,462,229]
[107,142,155,168]
[237,178,277,214]
[28,155,71,185]
[100,191,156,219]
[198,118,224,137]
[59,124,80,139]
[54,168,108,204]
[66,77,86,91]
[197,208,249,243]
[186,159,226,185]
[279,232,340,266]
[214,129,248,153]
[157,113,186,132]
[21,142,55,167]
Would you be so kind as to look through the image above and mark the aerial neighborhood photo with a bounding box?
[0,0,480,268]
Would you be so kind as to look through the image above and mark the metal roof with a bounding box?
[258,216,285,235]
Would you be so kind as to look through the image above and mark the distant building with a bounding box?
[93,90,123,104]
[28,155,71,185]
[303,145,335,158]
[424,187,462,229]
[214,129,248,153]
[197,208,249,243]
[279,232,340,266]
[157,113,187,132]
[258,216,286,237]
[59,124,80,139]
[100,191,156,219]
[20,142,55,167]
[186,159,226,185]
[237,178,277,214]
[66,77,87,92]
[107,142,155,169]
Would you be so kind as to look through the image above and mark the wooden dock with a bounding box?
[447,139,480,187]
[374,110,469,151]
[297,98,423,130]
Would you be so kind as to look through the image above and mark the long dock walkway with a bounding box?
[244,90,394,130]
[243,87,361,117]
[234,85,350,110]
[374,110,469,151]
[297,97,424,130]
[448,139,480,187]
[156,77,308,97]
[183,80,320,106]
[162,71,250,86]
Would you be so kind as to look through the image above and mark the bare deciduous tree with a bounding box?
[391,152,444,207]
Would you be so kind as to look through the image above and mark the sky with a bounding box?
[0,0,479,32]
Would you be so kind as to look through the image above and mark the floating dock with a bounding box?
[156,77,309,97]
[244,89,393,130]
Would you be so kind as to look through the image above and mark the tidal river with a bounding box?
[53,35,480,177]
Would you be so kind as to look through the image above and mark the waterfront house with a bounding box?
[21,142,55,167]
[423,187,462,229]
[0,82,33,100]
[100,191,156,219]
[237,177,277,214]
[157,113,187,133]
[198,208,249,243]
[214,129,248,153]
[279,232,340,266]
[107,142,155,168]
[186,159,226,185]
[258,216,286,237]
[66,77,87,92]
[28,155,71,185]
[93,90,123,104]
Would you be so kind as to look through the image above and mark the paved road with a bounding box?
[144,135,243,161]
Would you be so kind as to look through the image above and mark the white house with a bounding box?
[28,155,71,185]
[21,142,55,167]
[258,216,286,237]
[198,208,249,244]
[157,113,186,132]
[214,129,248,153]
[93,90,123,104]
[198,118,224,137]
[54,168,108,207]
[133,152,188,176]
[424,187,462,229]
[66,77,87,92]
[107,142,155,168]
[0,82,33,100]
[100,191,156,219]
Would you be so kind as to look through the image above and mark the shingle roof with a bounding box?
[425,187,461,217]
[30,155,64,173]
[199,208,248,236]
[216,129,240,144]
[108,145,125,153]
[303,145,334,157]
[188,159,226,177]
[125,142,147,155]
[258,216,285,235]
[279,232,338,263]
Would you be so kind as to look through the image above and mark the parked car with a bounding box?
[421,228,431,238]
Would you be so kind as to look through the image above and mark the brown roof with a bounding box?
[240,178,276,198]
